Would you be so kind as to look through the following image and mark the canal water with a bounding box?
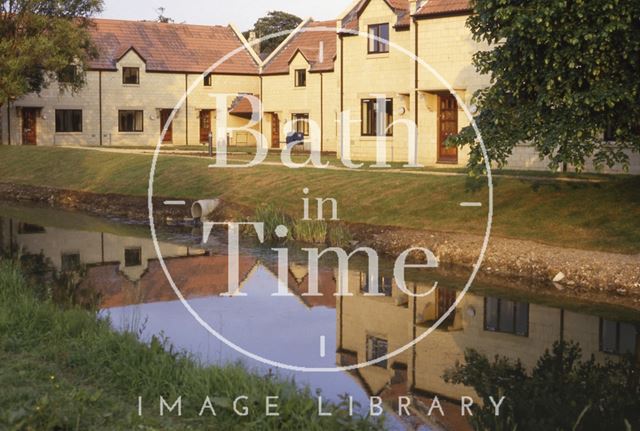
[1,202,638,430]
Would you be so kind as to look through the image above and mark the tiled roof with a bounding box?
[87,18,260,75]
[229,94,259,116]
[340,0,410,33]
[415,0,471,17]
[262,20,337,75]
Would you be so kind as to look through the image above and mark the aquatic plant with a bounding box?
[293,219,328,244]
[327,224,353,248]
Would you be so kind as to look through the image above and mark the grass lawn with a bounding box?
[0,146,639,254]
[0,260,381,430]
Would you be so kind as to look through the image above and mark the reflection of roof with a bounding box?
[88,19,260,74]
[262,262,337,309]
[90,255,259,308]
[415,0,471,18]
[340,0,410,33]
[262,20,337,75]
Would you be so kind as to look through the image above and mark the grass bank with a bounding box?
[0,146,639,253]
[0,260,381,430]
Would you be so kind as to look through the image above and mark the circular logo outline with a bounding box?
[147,27,494,373]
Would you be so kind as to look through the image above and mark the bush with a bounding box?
[293,220,328,244]
[444,342,640,431]
[327,224,353,248]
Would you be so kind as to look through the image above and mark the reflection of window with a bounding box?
[17,223,46,234]
[204,73,213,87]
[361,98,393,136]
[61,253,80,271]
[359,272,393,297]
[484,297,529,336]
[118,110,144,132]
[291,113,309,136]
[368,24,389,54]
[367,335,388,368]
[122,67,140,84]
[55,110,83,133]
[124,247,142,267]
[601,319,638,355]
[294,69,307,87]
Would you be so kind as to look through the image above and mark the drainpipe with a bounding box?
[414,19,419,153]
[185,74,189,145]
[260,75,264,141]
[7,101,11,146]
[320,72,324,153]
[339,34,344,157]
[99,71,103,146]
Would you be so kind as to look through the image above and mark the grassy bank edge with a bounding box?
[1,146,639,254]
[0,260,382,430]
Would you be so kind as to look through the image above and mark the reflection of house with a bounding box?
[0,216,339,310]
[337,269,640,404]
[0,217,202,281]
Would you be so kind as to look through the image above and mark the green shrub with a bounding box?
[254,204,292,242]
[293,219,328,244]
[327,224,353,248]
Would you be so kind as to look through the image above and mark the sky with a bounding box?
[99,0,350,31]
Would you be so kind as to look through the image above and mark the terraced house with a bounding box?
[1,0,638,173]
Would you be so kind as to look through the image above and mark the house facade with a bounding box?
[1,1,638,173]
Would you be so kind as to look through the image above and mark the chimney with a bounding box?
[248,31,260,56]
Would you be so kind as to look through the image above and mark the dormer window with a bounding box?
[122,67,140,85]
[204,73,213,87]
[368,24,390,54]
[295,69,307,87]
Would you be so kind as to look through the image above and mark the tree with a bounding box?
[245,11,302,56]
[444,342,640,431]
[156,7,174,24]
[0,0,103,104]
[450,0,640,173]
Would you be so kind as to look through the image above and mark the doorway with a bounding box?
[22,108,38,145]
[437,94,459,163]
[271,113,280,149]
[160,109,173,143]
[199,110,212,143]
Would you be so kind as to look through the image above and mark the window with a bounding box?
[55,110,83,133]
[122,67,140,85]
[204,73,213,87]
[118,110,144,132]
[291,113,310,136]
[17,223,46,234]
[359,272,393,297]
[361,98,393,136]
[601,319,638,355]
[124,247,142,267]
[61,253,80,272]
[295,69,307,87]
[367,336,388,368]
[368,24,389,54]
[604,124,616,142]
[58,65,78,83]
[484,297,529,336]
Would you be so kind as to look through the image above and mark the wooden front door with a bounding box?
[437,94,459,163]
[199,110,212,143]
[271,113,280,148]
[160,109,173,143]
[22,108,38,145]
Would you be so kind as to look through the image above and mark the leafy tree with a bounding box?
[444,342,640,431]
[0,0,103,104]
[245,11,302,56]
[156,7,174,24]
[451,0,640,173]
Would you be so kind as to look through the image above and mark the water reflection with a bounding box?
[1,205,638,431]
